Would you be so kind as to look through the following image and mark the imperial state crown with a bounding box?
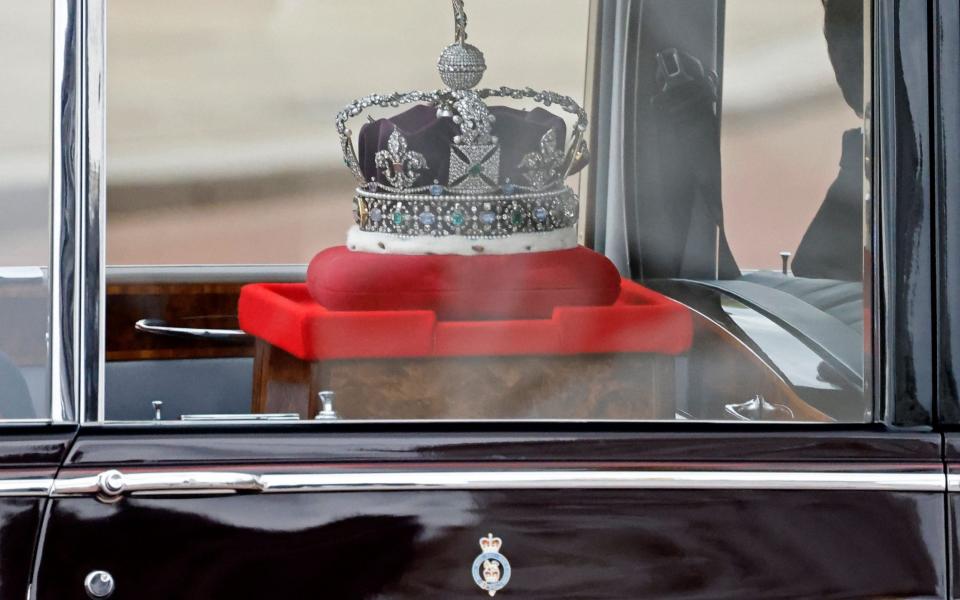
[337,0,590,255]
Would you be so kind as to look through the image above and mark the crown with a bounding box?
[336,0,589,255]
[479,533,503,553]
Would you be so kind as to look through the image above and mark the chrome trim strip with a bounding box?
[135,318,249,341]
[51,474,100,496]
[51,469,946,499]
[81,0,107,423]
[0,479,54,497]
[257,470,944,493]
[946,473,960,493]
[52,0,104,423]
[179,414,301,422]
[105,264,307,285]
[51,0,80,423]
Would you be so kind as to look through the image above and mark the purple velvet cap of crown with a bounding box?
[357,104,568,187]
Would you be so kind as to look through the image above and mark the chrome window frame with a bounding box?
[50,0,104,424]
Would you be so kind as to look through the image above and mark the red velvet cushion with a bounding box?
[306,246,622,320]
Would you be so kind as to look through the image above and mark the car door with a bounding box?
[30,0,951,598]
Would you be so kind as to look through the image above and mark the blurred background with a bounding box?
[721,0,863,270]
[0,1,50,268]
[0,0,863,269]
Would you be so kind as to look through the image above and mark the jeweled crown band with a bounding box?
[353,186,579,239]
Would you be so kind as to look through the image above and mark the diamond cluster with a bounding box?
[353,187,578,239]
[438,43,487,90]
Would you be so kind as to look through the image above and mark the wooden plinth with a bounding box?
[252,340,676,420]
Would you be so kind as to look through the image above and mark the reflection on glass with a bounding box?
[0,1,51,419]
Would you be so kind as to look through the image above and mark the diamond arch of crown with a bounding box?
[334,0,588,191]
[335,87,589,188]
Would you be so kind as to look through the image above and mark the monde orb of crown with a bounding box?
[438,42,486,90]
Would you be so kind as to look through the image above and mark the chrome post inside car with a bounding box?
[315,391,339,420]
[725,394,795,421]
[780,251,792,275]
[152,400,163,421]
[84,570,115,598]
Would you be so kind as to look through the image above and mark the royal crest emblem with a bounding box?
[471,533,512,596]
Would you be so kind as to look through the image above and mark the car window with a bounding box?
[102,0,873,424]
[0,1,52,420]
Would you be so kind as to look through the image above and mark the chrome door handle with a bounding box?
[54,469,264,502]
[135,318,249,340]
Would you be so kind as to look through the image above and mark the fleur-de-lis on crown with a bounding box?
[375,127,429,189]
[518,128,563,190]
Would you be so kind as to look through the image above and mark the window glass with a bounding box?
[721,0,866,274]
[103,0,872,424]
[106,0,589,265]
[0,1,51,419]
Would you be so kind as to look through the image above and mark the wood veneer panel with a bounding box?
[106,282,254,361]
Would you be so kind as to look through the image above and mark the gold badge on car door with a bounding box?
[472,533,511,596]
